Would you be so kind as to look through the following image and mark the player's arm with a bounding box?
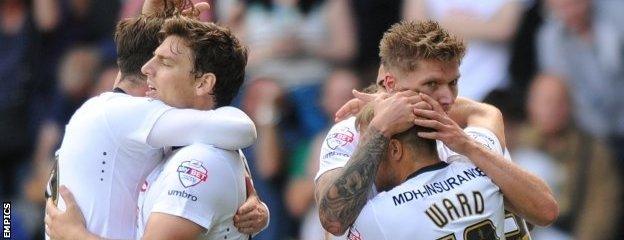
[414,93,559,226]
[146,106,257,150]
[142,213,204,240]
[317,127,387,236]
[44,186,202,240]
[449,97,506,141]
[316,92,416,235]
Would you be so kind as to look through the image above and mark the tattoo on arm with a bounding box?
[319,127,389,234]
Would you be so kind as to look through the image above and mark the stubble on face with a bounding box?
[145,36,197,108]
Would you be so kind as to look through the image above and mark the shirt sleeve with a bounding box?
[349,202,386,240]
[149,146,243,230]
[314,118,359,181]
[438,127,505,162]
[144,106,257,150]
[104,95,173,148]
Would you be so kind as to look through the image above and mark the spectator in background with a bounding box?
[537,2,624,233]
[512,74,621,240]
[284,69,360,240]
[0,0,37,201]
[350,0,401,82]
[2,1,118,238]
[402,0,525,101]
[537,0,624,162]
[239,0,355,87]
[240,78,288,239]
[237,0,357,138]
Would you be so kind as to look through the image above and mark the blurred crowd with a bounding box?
[1,0,623,239]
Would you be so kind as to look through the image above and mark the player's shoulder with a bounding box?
[162,144,242,190]
[463,126,504,154]
[170,143,238,165]
[322,116,358,150]
[99,92,169,112]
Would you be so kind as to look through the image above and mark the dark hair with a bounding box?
[114,0,195,84]
[356,103,437,158]
[393,126,437,157]
[115,15,164,82]
[160,16,248,107]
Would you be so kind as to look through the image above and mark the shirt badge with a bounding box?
[177,160,208,188]
[326,127,355,150]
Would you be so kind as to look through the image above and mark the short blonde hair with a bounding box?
[355,103,375,132]
[379,20,466,75]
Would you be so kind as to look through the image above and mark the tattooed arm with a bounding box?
[317,127,389,235]
[316,91,417,235]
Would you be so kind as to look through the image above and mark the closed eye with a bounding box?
[450,79,458,86]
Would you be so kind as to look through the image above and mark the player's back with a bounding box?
[349,160,505,240]
[137,143,248,239]
[55,92,171,239]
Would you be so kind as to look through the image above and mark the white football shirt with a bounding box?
[316,120,530,239]
[348,160,505,240]
[136,143,248,240]
[54,92,255,239]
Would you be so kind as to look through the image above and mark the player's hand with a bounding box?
[142,0,211,17]
[413,93,473,154]
[233,177,269,235]
[334,90,382,122]
[45,185,91,240]
[369,90,423,137]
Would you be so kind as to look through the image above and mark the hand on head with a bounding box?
[368,90,425,137]
[335,89,434,122]
[413,93,471,153]
[142,0,211,18]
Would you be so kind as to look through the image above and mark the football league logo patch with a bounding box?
[177,160,208,188]
[326,128,355,150]
[467,131,496,151]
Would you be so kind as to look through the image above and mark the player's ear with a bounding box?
[383,73,395,92]
[195,72,216,96]
[388,139,403,162]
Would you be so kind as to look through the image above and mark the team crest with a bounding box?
[177,160,208,188]
[467,131,496,151]
[326,128,355,150]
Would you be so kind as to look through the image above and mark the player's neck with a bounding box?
[400,154,441,183]
[113,72,149,97]
[190,96,215,110]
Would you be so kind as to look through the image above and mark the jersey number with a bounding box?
[504,211,532,240]
[436,219,499,240]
